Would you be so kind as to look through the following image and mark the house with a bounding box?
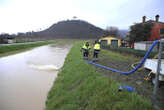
[6,37,14,43]
[133,15,164,51]
[0,34,14,44]
[143,15,164,41]
[99,36,122,48]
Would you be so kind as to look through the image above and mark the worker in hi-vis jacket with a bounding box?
[81,42,91,60]
[93,40,101,61]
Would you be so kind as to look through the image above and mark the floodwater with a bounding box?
[0,44,72,110]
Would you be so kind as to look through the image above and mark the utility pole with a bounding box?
[153,38,164,110]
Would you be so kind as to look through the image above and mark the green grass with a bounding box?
[100,49,138,61]
[0,40,75,57]
[103,47,158,58]
[0,41,56,54]
[45,41,154,110]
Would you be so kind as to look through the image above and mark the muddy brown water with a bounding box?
[0,44,72,110]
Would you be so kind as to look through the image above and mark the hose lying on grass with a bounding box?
[86,40,159,75]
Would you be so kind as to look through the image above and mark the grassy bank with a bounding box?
[102,46,158,58]
[45,41,154,110]
[0,40,75,57]
[0,41,55,55]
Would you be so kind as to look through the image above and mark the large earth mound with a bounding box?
[35,20,105,39]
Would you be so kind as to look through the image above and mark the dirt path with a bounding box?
[94,49,164,109]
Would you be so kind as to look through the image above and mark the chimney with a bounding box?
[142,16,146,23]
[155,14,160,22]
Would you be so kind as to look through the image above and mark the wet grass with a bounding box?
[103,46,158,58]
[97,48,164,109]
[45,41,154,110]
[100,49,139,62]
[0,41,55,55]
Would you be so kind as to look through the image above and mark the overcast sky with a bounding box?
[0,0,163,34]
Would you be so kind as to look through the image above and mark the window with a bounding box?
[160,28,164,35]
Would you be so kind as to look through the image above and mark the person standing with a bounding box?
[81,42,91,60]
[93,40,101,61]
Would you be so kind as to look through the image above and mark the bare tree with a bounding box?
[105,26,120,37]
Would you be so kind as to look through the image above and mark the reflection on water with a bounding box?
[0,44,72,110]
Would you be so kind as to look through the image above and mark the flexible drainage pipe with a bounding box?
[86,40,159,75]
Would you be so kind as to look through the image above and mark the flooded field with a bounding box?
[0,44,72,110]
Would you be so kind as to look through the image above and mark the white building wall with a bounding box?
[134,41,158,52]
[8,39,14,44]
[134,42,146,50]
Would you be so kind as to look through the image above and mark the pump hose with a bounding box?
[86,40,159,75]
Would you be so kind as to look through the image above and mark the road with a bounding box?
[0,40,55,46]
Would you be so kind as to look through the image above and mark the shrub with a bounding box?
[102,46,158,58]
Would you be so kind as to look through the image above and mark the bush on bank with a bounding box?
[102,46,157,58]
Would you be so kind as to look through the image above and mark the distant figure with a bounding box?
[93,40,101,61]
[81,42,91,60]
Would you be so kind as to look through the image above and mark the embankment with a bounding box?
[45,41,154,110]
[0,41,57,57]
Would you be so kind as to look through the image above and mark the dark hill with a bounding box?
[35,20,105,39]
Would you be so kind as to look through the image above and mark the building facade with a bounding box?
[149,22,164,41]
[99,36,122,48]
[144,15,164,41]
[131,15,164,49]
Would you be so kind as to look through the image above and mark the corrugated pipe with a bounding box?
[86,40,159,75]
